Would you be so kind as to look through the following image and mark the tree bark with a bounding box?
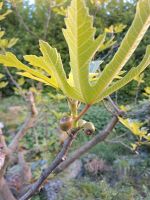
[19,116,118,199]
[0,178,16,200]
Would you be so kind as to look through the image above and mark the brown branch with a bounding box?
[4,67,26,101]
[11,1,38,39]
[105,140,132,151]
[19,127,81,200]
[107,96,125,116]
[0,92,38,180]
[0,177,17,200]
[0,92,38,199]
[9,92,38,153]
[0,129,10,179]
[19,114,118,199]
[43,3,51,40]
[0,129,17,200]
[54,115,118,174]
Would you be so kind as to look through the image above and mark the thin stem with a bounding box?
[19,127,81,200]
[75,104,91,122]
[107,96,125,117]
[12,1,38,39]
[4,67,27,101]
[67,99,79,127]
[43,2,51,41]
[135,82,141,105]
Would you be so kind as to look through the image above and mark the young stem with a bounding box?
[68,99,79,127]
[75,104,91,122]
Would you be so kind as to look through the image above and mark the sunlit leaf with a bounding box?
[0,73,4,79]
[114,24,127,33]
[119,117,148,139]
[144,87,150,95]
[0,0,150,105]
[0,10,12,21]
[0,81,8,88]
[92,0,150,103]
[39,40,83,101]
[0,52,59,88]
[98,38,116,52]
[96,46,150,102]
[0,31,5,38]
[7,38,19,48]
[63,0,105,102]
[0,2,3,10]
[17,77,25,86]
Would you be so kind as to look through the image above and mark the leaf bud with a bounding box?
[78,119,87,128]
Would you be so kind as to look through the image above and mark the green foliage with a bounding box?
[0,2,18,50]
[57,178,143,200]
[0,2,18,94]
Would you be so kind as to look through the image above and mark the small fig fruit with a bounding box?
[84,122,95,135]
[59,116,73,131]
[78,119,86,128]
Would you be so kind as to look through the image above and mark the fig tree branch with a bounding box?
[10,1,38,39]
[19,127,81,200]
[4,67,26,101]
[0,92,38,179]
[20,115,118,200]
[9,92,38,153]
[43,2,51,41]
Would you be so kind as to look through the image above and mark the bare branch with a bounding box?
[0,131,15,199]
[0,177,16,200]
[0,129,10,179]
[11,1,38,39]
[0,92,37,180]
[43,2,51,40]
[105,139,132,152]
[4,67,26,101]
[9,92,38,153]
[19,127,81,200]
[103,96,125,117]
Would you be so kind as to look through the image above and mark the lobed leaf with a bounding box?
[92,0,150,103]
[0,52,59,88]
[96,45,150,102]
[39,40,84,101]
[63,0,105,102]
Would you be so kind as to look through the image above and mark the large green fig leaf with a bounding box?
[0,52,57,87]
[0,0,150,105]
[63,0,105,102]
[39,40,83,101]
[91,0,150,103]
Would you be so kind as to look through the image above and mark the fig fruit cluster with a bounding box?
[59,116,73,131]
[78,119,95,136]
[59,116,95,136]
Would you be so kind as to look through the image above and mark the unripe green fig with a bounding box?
[59,116,73,131]
[78,119,86,128]
[84,122,95,135]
